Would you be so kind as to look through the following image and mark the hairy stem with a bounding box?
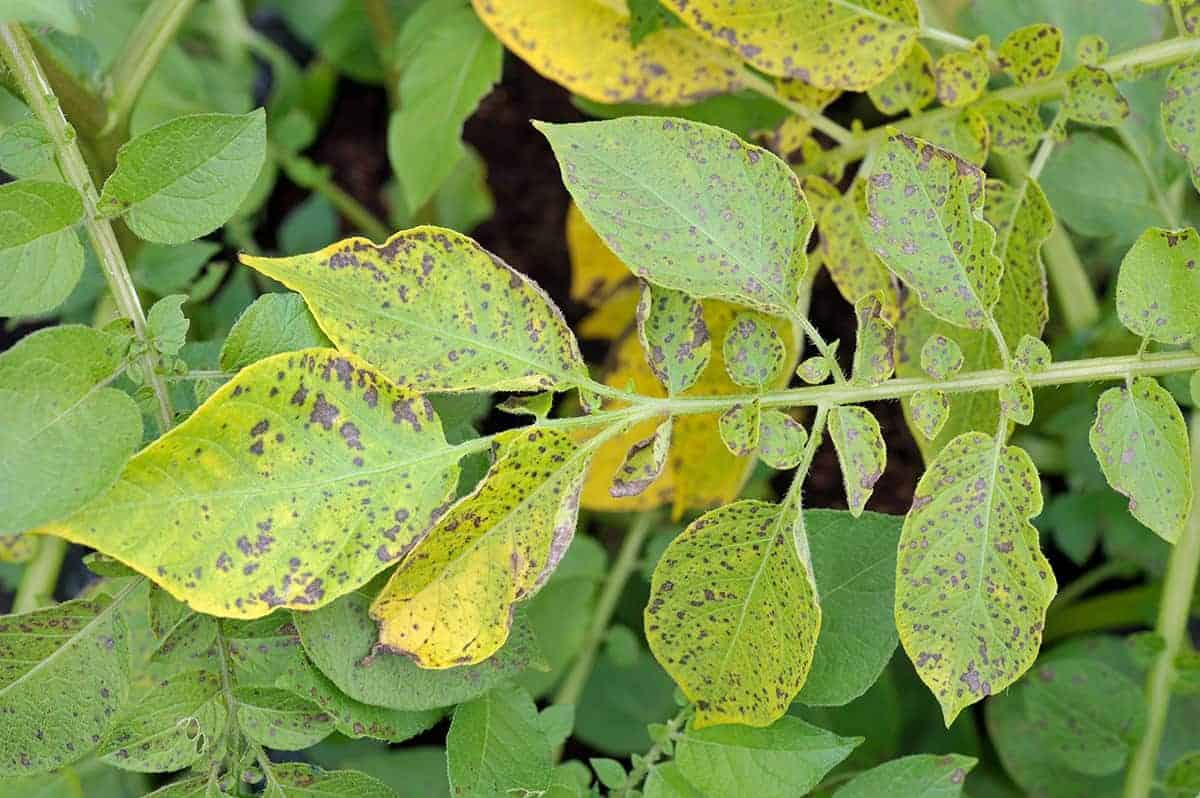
[275,149,393,242]
[1123,414,1200,798]
[0,23,174,431]
[104,0,199,135]
[623,704,693,796]
[12,537,68,613]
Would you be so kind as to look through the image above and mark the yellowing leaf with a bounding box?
[371,428,594,667]
[977,100,1044,157]
[997,23,1063,85]
[566,201,633,307]
[612,418,672,498]
[758,411,807,470]
[850,294,895,386]
[645,500,820,727]
[1164,55,1200,193]
[816,181,899,322]
[868,43,936,116]
[41,349,461,618]
[828,406,886,516]
[718,402,761,457]
[241,228,587,393]
[1064,66,1130,127]
[471,0,746,104]
[910,389,950,440]
[934,50,989,108]
[896,432,1055,725]
[665,0,920,91]
[723,312,786,389]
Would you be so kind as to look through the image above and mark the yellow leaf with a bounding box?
[566,202,634,307]
[0,534,33,563]
[472,0,747,104]
[371,428,594,667]
[40,349,461,618]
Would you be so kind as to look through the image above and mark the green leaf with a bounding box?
[1089,377,1193,542]
[999,378,1035,425]
[718,401,761,457]
[279,194,338,256]
[0,596,131,775]
[910,389,950,441]
[672,716,860,797]
[758,410,807,470]
[865,134,1001,330]
[833,753,976,797]
[42,349,461,618]
[988,177,1051,346]
[897,432,1056,725]
[294,590,544,712]
[921,335,964,380]
[627,0,683,44]
[977,100,1044,156]
[146,294,189,357]
[132,241,221,297]
[0,1,80,33]
[868,43,936,116]
[637,284,712,395]
[1115,227,1200,345]
[98,670,224,773]
[645,500,820,727]
[920,107,990,166]
[723,311,787,388]
[267,763,397,797]
[234,687,334,751]
[242,228,588,393]
[590,758,627,790]
[539,117,812,316]
[797,355,834,385]
[98,110,267,244]
[1166,752,1200,798]
[539,704,575,748]
[0,179,85,316]
[1063,65,1130,126]
[0,771,83,798]
[934,50,989,108]
[663,0,919,90]
[1014,335,1052,374]
[0,325,141,535]
[828,406,886,517]
[998,23,1063,85]
[219,292,332,373]
[644,762,704,798]
[851,294,895,386]
[1164,55,1200,193]
[371,427,594,667]
[388,3,501,210]
[816,180,899,321]
[0,118,54,178]
[1076,34,1109,66]
[612,418,672,498]
[575,646,676,755]
[447,686,553,798]
[1022,659,1144,775]
[797,510,901,707]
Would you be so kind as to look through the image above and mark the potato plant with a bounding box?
[2,1,1200,796]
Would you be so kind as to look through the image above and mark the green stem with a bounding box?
[1123,414,1200,798]
[553,511,660,712]
[0,23,174,431]
[739,70,855,145]
[362,0,402,107]
[12,537,68,613]
[622,705,693,796]
[103,0,199,135]
[275,149,392,242]
[1048,560,1140,615]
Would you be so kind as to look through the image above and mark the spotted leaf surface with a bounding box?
[1063,66,1130,127]
[897,432,1055,725]
[1115,227,1200,345]
[234,687,334,751]
[934,50,989,108]
[566,202,635,307]
[718,402,761,457]
[1164,55,1200,192]
[612,419,672,498]
[797,355,834,385]
[921,107,990,166]
[42,349,460,618]
[851,294,895,386]
[833,753,976,797]
[998,23,1063,85]
[0,535,33,563]
[817,180,899,321]
[540,117,812,316]
[645,500,820,728]
[1014,335,1052,375]
[868,43,936,116]
[97,670,225,773]
[268,763,396,797]
[828,406,886,516]
[865,134,1002,330]
[371,428,593,667]
[986,178,1052,343]
[1000,378,1034,426]
[910,389,950,441]
[664,0,919,91]
[723,311,786,388]
[1089,377,1192,542]
[472,0,746,104]
[242,228,588,393]
[978,100,1044,156]
[637,284,711,395]
[759,411,807,470]
[921,335,964,381]
[0,597,131,775]
[0,179,84,316]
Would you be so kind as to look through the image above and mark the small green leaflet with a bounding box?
[998,23,1063,85]
[868,43,936,116]
[98,670,225,773]
[0,325,141,535]
[921,335,964,380]
[146,294,189,358]
[758,410,807,470]
[242,228,588,393]
[828,406,886,517]
[934,50,988,108]
[645,500,820,728]
[865,134,1002,330]
[1063,66,1130,126]
[0,119,54,178]
[98,110,267,244]
[722,311,786,388]
[0,596,131,775]
[718,401,761,457]
[612,418,672,497]
[42,349,461,618]
[987,178,1052,346]
[1089,377,1193,542]
[1014,335,1052,375]
[219,293,331,372]
[910,389,950,441]
[1164,55,1200,192]
[539,117,812,316]
[851,294,895,385]
[132,241,220,297]
[1115,227,1200,345]
[897,432,1056,725]
[833,753,976,797]
[0,179,84,316]
[637,284,711,394]
[447,686,553,798]
[233,687,334,751]
[999,378,1035,425]
[978,100,1044,156]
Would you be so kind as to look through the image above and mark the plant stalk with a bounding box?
[275,149,393,242]
[1123,414,1200,798]
[12,537,68,613]
[104,0,199,136]
[0,23,174,431]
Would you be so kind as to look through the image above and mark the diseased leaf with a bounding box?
[718,402,761,457]
[865,134,1001,330]
[98,110,267,244]
[612,419,672,497]
[41,350,460,618]
[828,406,886,516]
[471,0,746,104]
[0,179,84,316]
[987,177,1052,341]
[817,181,899,321]
[0,535,34,563]
[638,284,711,394]
[723,312,786,388]
[977,100,1044,156]
[219,293,331,373]
[447,686,553,798]
[934,50,989,108]
[294,590,544,712]
[998,23,1063,85]
[234,687,334,751]
[851,294,895,386]
[1076,33,1109,66]
[371,428,593,667]
[797,355,834,385]
[896,432,1056,725]
[628,0,683,44]
[921,335,964,381]
[98,670,224,774]
[1116,227,1200,345]
[920,107,990,166]
[242,228,588,393]
[868,43,936,116]
[566,201,634,306]
[0,597,131,775]
[1089,377,1192,542]
[540,117,812,316]
[1063,65,1130,126]
[1014,335,1052,375]
[833,753,976,797]
[0,326,141,535]
[645,500,820,728]
[999,378,1034,425]
[910,390,950,441]
[267,763,396,797]
[758,411,807,470]
[663,0,920,91]
[1165,55,1200,192]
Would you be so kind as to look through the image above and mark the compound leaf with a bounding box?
[828,406,886,517]
[41,349,461,618]
[447,686,553,798]
[242,228,588,393]
[1116,227,1200,345]
[0,179,84,316]
[637,284,711,395]
[833,753,976,797]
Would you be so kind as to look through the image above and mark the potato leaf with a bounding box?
[723,311,786,388]
[612,419,672,498]
[447,686,553,798]
[851,294,895,386]
[832,753,976,797]
[233,687,334,751]
[0,179,84,316]
[998,23,1063,85]
[817,180,899,321]
[219,293,331,373]
[637,284,711,395]
[97,670,225,773]
[1115,227,1200,345]
[1063,65,1130,126]
[1165,55,1200,192]
[758,411,807,470]
[868,43,936,116]
[718,402,761,457]
[828,406,886,516]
